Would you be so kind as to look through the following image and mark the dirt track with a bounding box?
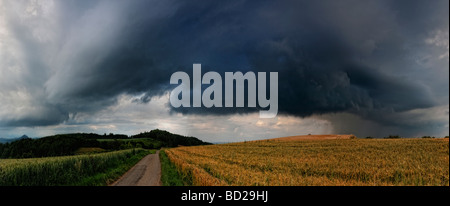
[111,151,161,186]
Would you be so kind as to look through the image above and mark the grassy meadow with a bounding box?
[165,138,449,186]
[159,150,185,186]
[0,148,153,186]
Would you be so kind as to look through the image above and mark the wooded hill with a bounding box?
[0,129,210,158]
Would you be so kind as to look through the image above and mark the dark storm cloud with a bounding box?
[163,0,448,122]
[0,0,448,136]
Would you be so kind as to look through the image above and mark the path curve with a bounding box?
[111,151,161,186]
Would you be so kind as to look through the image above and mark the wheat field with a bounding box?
[165,138,449,186]
[0,149,148,186]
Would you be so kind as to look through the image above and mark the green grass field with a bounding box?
[159,150,185,186]
[0,149,154,186]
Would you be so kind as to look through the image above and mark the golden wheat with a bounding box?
[166,139,449,186]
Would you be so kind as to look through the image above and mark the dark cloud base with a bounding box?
[0,0,448,137]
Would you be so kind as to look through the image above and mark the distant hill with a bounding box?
[262,134,357,141]
[0,135,30,144]
[0,138,10,144]
[131,129,211,147]
[0,130,211,158]
[0,138,12,144]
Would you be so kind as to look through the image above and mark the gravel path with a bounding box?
[111,151,161,186]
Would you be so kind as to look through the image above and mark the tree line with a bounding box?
[131,129,211,147]
[0,129,211,158]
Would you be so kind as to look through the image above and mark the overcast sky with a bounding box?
[0,0,448,141]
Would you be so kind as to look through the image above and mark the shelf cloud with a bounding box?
[0,0,448,139]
